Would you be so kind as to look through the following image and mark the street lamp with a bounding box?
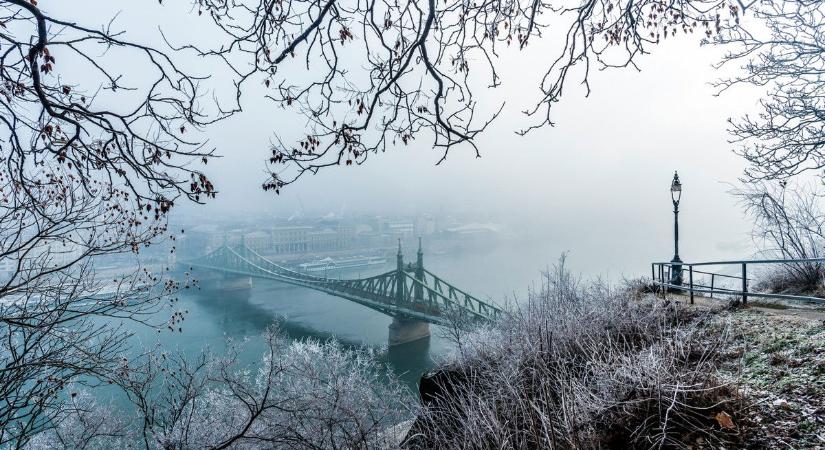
[670,171,683,286]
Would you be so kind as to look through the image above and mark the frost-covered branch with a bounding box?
[29,327,414,449]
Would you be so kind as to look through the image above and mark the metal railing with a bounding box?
[652,258,825,306]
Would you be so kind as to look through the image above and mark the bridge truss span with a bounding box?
[185,241,502,327]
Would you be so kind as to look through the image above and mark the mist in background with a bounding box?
[49,1,760,281]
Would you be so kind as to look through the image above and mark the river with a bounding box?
[114,235,646,391]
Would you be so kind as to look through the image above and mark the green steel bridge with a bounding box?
[185,240,501,344]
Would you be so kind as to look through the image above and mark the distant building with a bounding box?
[194,214,442,258]
[244,231,271,253]
[271,226,312,253]
[337,223,356,247]
[181,224,222,254]
[386,221,415,239]
[415,215,437,236]
[355,230,385,248]
[308,228,341,251]
[445,223,501,236]
[220,229,245,249]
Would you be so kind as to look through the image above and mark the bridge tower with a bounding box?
[395,239,405,303]
[388,237,431,346]
[415,236,424,300]
[217,235,252,290]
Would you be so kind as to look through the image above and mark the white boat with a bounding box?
[298,255,388,273]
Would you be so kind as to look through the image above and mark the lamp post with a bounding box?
[670,171,683,286]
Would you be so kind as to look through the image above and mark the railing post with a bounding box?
[689,265,694,305]
[662,264,668,299]
[710,273,715,299]
[741,262,748,305]
[655,263,660,294]
[659,264,665,298]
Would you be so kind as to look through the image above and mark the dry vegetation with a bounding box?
[754,264,825,298]
[403,259,747,449]
[400,260,825,449]
[24,328,415,449]
[738,182,825,297]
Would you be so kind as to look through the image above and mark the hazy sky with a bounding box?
[48,2,764,276]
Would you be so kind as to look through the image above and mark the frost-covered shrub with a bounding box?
[25,391,133,450]
[406,256,737,449]
[27,328,414,449]
[738,183,825,297]
[754,264,825,297]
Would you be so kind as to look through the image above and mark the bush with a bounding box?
[737,182,825,297]
[754,263,825,297]
[405,257,740,449]
[25,327,414,449]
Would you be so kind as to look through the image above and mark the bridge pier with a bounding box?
[388,317,430,346]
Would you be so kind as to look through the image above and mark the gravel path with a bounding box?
[667,291,825,321]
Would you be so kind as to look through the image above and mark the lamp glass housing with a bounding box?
[670,174,682,203]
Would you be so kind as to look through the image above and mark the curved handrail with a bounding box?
[653,257,825,267]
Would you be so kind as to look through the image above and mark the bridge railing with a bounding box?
[652,258,825,306]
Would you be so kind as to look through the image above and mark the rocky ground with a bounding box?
[710,306,825,449]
